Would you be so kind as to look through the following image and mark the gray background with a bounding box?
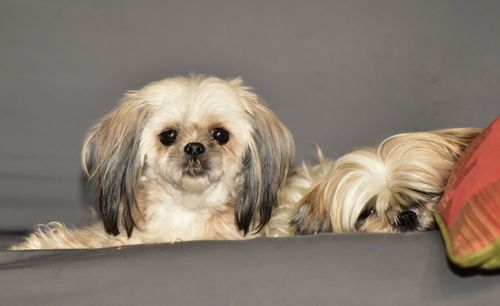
[1,0,500,229]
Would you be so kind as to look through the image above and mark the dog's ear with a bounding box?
[291,179,334,235]
[431,127,482,154]
[232,80,295,234]
[82,92,151,237]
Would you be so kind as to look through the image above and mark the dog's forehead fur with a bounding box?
[141,76,251,138]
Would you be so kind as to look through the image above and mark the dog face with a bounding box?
[292,128,481,234]
[140,77,254,194]
[82,75,294,237]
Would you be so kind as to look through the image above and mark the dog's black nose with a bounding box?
[184,142,206,157]
[397,210,419,232]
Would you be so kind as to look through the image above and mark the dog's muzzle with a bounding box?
[182,142,210,176]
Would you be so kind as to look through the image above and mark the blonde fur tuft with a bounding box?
[293,127,481,234]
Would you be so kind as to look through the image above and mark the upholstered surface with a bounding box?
[1,232,499,306]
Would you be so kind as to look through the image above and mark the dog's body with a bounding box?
[11,75,332,250]
[291,128,482,234]
[12,160,333,250]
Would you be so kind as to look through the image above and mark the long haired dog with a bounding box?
[12,75,301,250]
[292,128,481,234]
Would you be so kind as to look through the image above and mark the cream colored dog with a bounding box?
[12,75,331,250]
[291,128,481,234]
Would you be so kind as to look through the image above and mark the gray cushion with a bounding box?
[1,232,499,306]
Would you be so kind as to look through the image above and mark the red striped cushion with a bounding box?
[436,117,500,269]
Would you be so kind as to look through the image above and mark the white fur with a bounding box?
[10,75,310,250]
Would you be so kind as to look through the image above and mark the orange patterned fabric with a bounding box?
[436,117,500,269]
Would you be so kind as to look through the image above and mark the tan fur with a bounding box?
[10,75,318,250]
[292,128,481,234]
[264,159,335,237]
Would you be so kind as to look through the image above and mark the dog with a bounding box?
[291,128,481,234]
[12,75,329,250]
[10,75,479,250]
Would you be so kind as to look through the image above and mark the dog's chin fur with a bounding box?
[11,75,310,250]
[291,128,482,235]
[178,175,213,192]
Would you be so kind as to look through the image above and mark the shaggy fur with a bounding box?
[11,75,330,250]
[291,128,482,234]
[10,75,480,250]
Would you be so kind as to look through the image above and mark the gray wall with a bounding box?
[1,0,499,229]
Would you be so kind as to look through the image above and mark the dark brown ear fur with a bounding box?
[232,80,295,234]
[82,92,150,237]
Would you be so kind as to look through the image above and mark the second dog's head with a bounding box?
[292,128,481,234]
[82,75,294,237]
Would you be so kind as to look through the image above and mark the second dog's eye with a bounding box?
[159,130,177,146]
[212,128,230,145]
[357,196,377,223]
[357,207,375,222]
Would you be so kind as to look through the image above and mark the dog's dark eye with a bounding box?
[357,207,375,222]
[212,128,230,145]
[159,130,177,146]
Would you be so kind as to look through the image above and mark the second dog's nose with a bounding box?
[184,142,206,156]
[397,210,419,231]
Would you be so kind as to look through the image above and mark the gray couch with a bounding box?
[1,1,499,305]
